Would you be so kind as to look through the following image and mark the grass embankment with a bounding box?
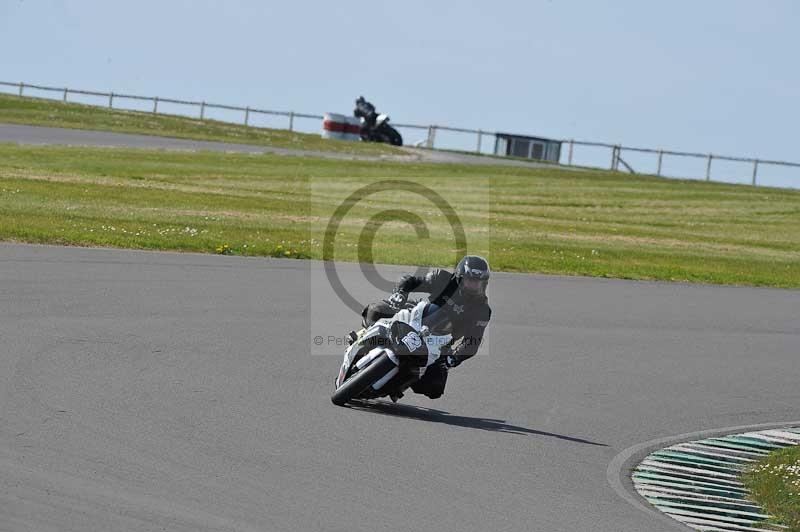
[1,144,798,286]
[743,446,800,531]
[0,93,400,156]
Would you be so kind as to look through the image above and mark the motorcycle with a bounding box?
[359,113,403,146]
[353,96,403,146]
[331,301,452,406]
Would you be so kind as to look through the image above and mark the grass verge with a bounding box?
[743,445,800,531]
[0,93,401,156]
[0,143,798,287]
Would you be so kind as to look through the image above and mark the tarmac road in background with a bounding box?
[0,122,562,169]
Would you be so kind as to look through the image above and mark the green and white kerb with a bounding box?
[633,428,800,531]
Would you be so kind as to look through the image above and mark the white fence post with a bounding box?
[705,154,713,181]
[153,97,159,114]
[657,150,663,176]
[752,159,759,186]
[18,82,24,96]
[426,126,437,149]
[200,101,206,120]
[476,129,482,153]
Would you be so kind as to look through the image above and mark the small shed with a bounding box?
[494,133,562,163]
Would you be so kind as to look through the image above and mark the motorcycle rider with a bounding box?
[357,255,492,400]
[353,96,378,140]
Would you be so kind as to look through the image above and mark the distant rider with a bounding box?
[353,96,378,140]
[356,255,492,400]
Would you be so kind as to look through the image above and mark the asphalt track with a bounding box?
[1,243,798,532]
[0,122,560,170]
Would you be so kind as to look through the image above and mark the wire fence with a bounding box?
[2,80,799,188]
[0,80,324,133]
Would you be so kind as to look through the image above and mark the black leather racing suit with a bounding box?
[362,269,492,399]
[353,98,377,137]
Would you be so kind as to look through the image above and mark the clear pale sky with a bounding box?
[2,0,799,187]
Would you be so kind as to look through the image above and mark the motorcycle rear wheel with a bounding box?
[386,126,403,146]
[331,352,396,406]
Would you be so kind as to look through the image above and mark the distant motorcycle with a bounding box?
[354,96,403,146]
[332,301,451,406]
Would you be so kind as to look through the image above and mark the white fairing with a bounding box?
[355,347,384,369]
[375,113,389,127]
[335,301,452,389]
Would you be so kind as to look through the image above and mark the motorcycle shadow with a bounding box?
[348,400,607,447]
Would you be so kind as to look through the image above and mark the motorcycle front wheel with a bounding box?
[331,352,396,406]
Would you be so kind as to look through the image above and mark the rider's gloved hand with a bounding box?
[387,291,407,310]
[435,355,457,373]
